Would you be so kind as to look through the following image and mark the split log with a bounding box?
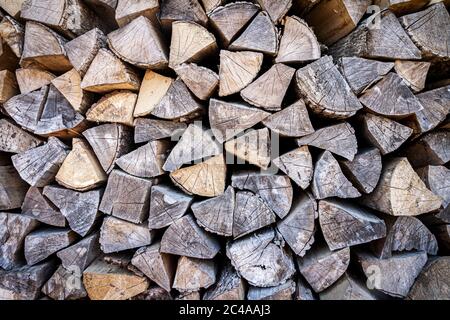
[209,99,270,143]
[0,212,39,270]
[148,184,194,229]
[200,0,222,14]
[169,21,217,69]
[84,0,118,30]
[43,186,103,237]
[340,147,382,194]
[361,113,413,155]
[405,130,450,167]
[21,186,66,227]
[319,272,376,300]
[319,199,387,250]
[131,242,176,292]
[208,2,259,47]
[160,214,221,259]
[362,157,443,216]
[159,0,208,31]
[57,232,101,271]
[0,165,28,210]
[11,137,69,188]
[272,146,313,189]
[357,251,427,298]
[257,0,291,24]
[0,119,42,154]
[337,57,394,95]
[83,123,133,174]
[373,0,429,15]
[0,70,18,105]
[0,16,23,58]
[276,191,317,257]
[229,11,278,56]
[81,48,141,93]
[408,257,450,300]
[15,68,55,94]
[248,280,296,300]
[417,165,450,207]
[174,63,219,100]
[226,228,296,287]
[99,169,154,224]
[312,151,361,200]
[173,256,217,292]
[241,63,296,111]
[108,16,168,69]
[83,257,149,300]
[42,265,87,300]
[86,91,136,126]
[170,155,226,198]
[295,56,363,119]
[297,244,350,293]
[432,224,450,252]
[24,228,77,265]
[394,60,430,93]
[0,36,19,71]
[115,0,159,27]
[0,0,25,18]
[296,277,315,300]
[203,262,245,300]
[133,118,186,143]
[100,216,155,253]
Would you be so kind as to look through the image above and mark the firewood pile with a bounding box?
[0,0,449,301]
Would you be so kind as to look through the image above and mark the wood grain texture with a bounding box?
[15,68,55,94]
[173,256,217,292]
[408,257,450,300]
[0,165,28,211]
[0,119,42,154]
[203,262,245,300]
[273,146,314,190]
[174,63,219,100]
[22,186,66,227]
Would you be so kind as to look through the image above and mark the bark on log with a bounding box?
[173,256,217,292]
[273,146,313,190]
[21,186,66,227]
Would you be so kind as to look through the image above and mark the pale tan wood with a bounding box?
[0,70,18,103]
[115,0,159,27]
[134,70,173,117]
[15,68,55,94]
[201,0,223,14]
[0,37,19,71]
[257,0,291,24]
[86,90,137,126]
[173,256,217,292]
[174,63,219,100]
[0,0,25,17]
[394,60,431,92]
[373,0,429,15]
[0,16,24,58]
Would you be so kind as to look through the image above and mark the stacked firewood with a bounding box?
[0,0,449,300]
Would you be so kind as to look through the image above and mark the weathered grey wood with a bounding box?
[173,256,217,292]
[132,286,173,300]
[405,131,450,167]
[174,63,219,100]
[41,265,87,300]
[319,199,387,250]
[273,146,313,190]
[200,0,223,15]
[22,186,66,227]
[0,69,19,103]
[160,215,221,259]
[148,185,194,229]
[203,262,246,300]
[408,257,450,300]
[134,118,187,144]
[295,56,363,119]
[417,165,450,208]
[56,232,101,271]
[0,165,28,211]
[86,90,136,126]
[159,0,208,31]
[15,68,55,94]
[0,16,24,58]
[395,60,430,93]
[256,0,290,24]
[248,280,296,300]
[115,0,159,27]
[296,277,315,300]
[84,0,118,30]
[319,272,376,300]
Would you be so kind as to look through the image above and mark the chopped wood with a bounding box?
[256,0,291,24]
[248,279,296,300]
[405,130,450,167]
[273,146,313,189]
[84,0,118,30]
[0,16,24,58]
[0,70,18,103]
[56,232,101,271]
[319,272,376,300]
[373,0,429,15]
[0,165,28,210]
[115,0,159,27]
[394,60,431,93]
[159,0,208,31]
[15,68,55,94]
[86,90,136,126]
[41,265,87,300]
[174,63,219,100]
[295,277,315,300]
[0,36,19,71]
[0,119,42,154]
[21,186,66,227]
[408,257,450,300]
[173,256,217,292]
[203,262,245,300]
[0,0,25,18]
[133,118,186,144]
[417,165,450,208]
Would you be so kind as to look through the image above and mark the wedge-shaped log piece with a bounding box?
[22,186,66,227]
[257,0,291,24]
[0,212,39,270]
[277,191,317,257]
[319,272,376,300]
[273,146,313,189]
[362,157,443,216]
[100,216,155,253]
[12,137,69,187]
[0,34,19,71]
[232,171,293,219]
[57,232,101,271]
[83,257,149,300]
[296,56,363,119]
[160,215,221,259]
[241,63,296,111]
[208,2,259,46]
[0,1,24,18]
[108,16,168,69]
[229,11,278,56]
[173,256,217,292]
[174,63,219,100]
[64,28,106,76]
[0,16,24,58]
[170,154,226,197]
[100,169,154,224]
[86,90,136,126]
[115,0,159,27]
[276,16,320,64]
[330,11,422,60]
[24,228,77,265]
[15,68,55,94]
[42,265,87,300]
[83,123,133,174]
[83,0,118,30]
[0,70,18,104]
[357,251,427,298]
[0,165,28,211]
[405,131,450,167]
[204,262,246,300]
[408,257,450,300]
[134,70,173,117]
[319,199,386,250]
[298,244,350,293]
[0,119,42,154]
[373,0,429,15]
[225,128,271,170]
[248,280,296,300]
[417,165,450,208]
[209,99,269,143]
[131,242,176,292]
[394,60,430,93]
[340,147,382,194]
[169,21,217,69]
[226,228,295,287]
[81,49,141,93]
[148,185,194,229]
[134,118,186,143]
[337,57,394,95]
[200,0,222,14]
[160,0,208,31]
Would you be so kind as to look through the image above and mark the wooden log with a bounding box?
[134,118,186,144]
[248,280,296,300]
[0,119,42,154]
[405,130,450,167]
[203,262,246,300]
[115,0,159,27]
[297,244,350,293]
[362,157,443,216]
[43,186,103,237]
[100,216,155,253]
[394,60,430,93]
[0,165,28,210]
[340,147,382,194]
[319,272,376,300]
[86,90,136,126]
[0,212,39,270]
[84,0,118,30]
[173,256,217,292]
[21,186,66,227]
[408,257,450,300]
[229,11,278,56]
[0,16,24,58]
[159,0,208,31]
[276,191,317,257]
[148,184,194,229]
[295,56,363,119]
[83,123,133,174]
[208,2,259,47]
[170,154,226,198]
[337,57,394,95]
[226,228,295,287]
[295,277,315,300]
[83,257,149,300]
[132,286,173,300]
[42,265,87,300]
[209,99,270,143]
[131,242,176,292]
[312,151,361,200]
[81,48,141,93]
[174,63,219,100]
[15,68,55,94]
[319,199,387,250]
[200,0,223,14]
[11,137,69,187]
[57,232,101,271]
[0,0,25,18]
[273,146,313,189]
[373,0,429,15]
[160,214,221,259]
[256,0,291,24]
[0,70,18,104]
[417,165,450,208]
